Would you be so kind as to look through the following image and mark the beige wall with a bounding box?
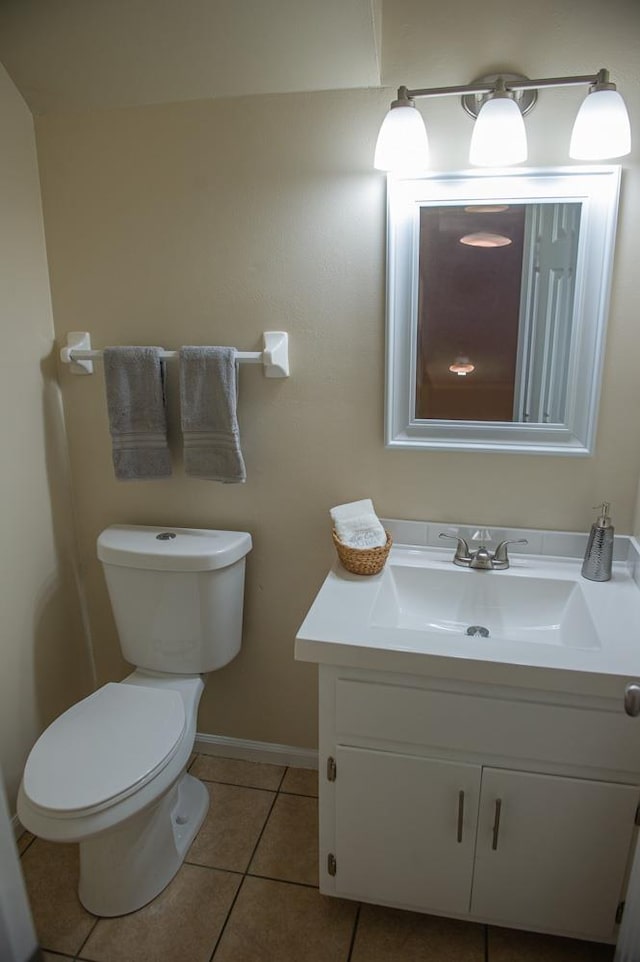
[35,0,640,750]
[0,63,94,811]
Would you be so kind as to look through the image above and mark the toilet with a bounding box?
[17,524,252,917]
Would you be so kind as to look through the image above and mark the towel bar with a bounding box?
[60,331,290,378]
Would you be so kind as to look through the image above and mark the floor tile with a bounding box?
[351,904,485,962]
[42,954,74,961]
[213,876,357,962]
[488,926,614,960]
[190,754,285,790]
[249,792,318,885]
[280,766,319,797]
[20,839,96,956]
[17,830,35,854]
[186,780,275,872]
[80,864,240,962]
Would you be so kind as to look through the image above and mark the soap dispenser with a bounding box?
[581,502,614,582]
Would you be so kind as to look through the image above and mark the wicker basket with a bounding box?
[332,529,392,576]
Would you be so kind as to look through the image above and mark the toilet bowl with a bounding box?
[19,670,206,915]
[18,525,252,916]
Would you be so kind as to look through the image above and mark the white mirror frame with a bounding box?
[385,166,621,456]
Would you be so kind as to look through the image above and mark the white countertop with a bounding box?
[295,544,640,700]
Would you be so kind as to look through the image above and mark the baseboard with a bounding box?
[194,733,318,769]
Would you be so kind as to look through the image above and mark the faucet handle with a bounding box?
[493,539,528,565]
[439,532,471,565]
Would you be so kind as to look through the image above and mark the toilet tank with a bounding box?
[97,525,252,674]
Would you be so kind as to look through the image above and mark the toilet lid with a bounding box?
[23,683,186,814]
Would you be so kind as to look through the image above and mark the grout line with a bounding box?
[71,916,100,960]
[245,782,281,875]
[190,762,317,797]
[191,776,281,794]
[184,860,245,877]
[207,874,246,962]
[279,789,318,799]
[346,903,362,962]
[245,871,318,890]
[485,923,489,962]
[182,862,319,891]
[208,772,283,961]
[19,835,36,858]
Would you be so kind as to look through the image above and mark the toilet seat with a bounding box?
[23,683,186,817]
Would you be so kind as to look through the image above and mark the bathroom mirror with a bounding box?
[385,166,621,455]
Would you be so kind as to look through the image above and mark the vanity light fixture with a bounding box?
[570,73,631,159]
[468,78,528,166]
[449,356,476,376]
[374,68,631,172]
[373,88,430,172]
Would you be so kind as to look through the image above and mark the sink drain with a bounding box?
[466,625,490,638]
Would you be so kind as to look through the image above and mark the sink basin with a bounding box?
[371,564,601,649]
[295,539,640,692]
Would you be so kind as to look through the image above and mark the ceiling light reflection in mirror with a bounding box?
[459,232,513,248]
[449,357,476,376]
[464,205,510,214]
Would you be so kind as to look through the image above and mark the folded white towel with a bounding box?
[330,499,387,549]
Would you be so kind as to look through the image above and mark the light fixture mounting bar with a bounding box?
[404,70,607,102]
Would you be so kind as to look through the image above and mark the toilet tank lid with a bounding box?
[98,525,252,571]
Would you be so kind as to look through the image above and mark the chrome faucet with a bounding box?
[439,533,528,570]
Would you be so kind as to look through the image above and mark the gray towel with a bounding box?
[103,347,172,480]
[179,346,246,483]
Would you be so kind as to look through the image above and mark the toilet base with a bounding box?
[78,772,209,916]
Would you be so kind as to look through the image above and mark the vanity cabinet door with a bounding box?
[334,746,481,914]
[470,768,639,940]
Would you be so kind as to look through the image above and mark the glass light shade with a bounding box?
[469,96,527,167]
[374,103,429,172]
[569,88,631,159]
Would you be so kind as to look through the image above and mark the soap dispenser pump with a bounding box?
[581,502,614,582]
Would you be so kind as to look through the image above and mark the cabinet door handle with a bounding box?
[457,790,465,843]
[624,683,640,716]
[491,799,502,851]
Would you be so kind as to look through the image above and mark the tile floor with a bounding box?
[19,754,616,962]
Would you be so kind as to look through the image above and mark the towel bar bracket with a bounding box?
[59,331,290,378]
[60,331,94,375]
[263,331,289,378]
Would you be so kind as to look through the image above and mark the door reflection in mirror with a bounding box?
[416,203,581,424]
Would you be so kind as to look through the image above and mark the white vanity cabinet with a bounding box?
[318,667,640,943]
